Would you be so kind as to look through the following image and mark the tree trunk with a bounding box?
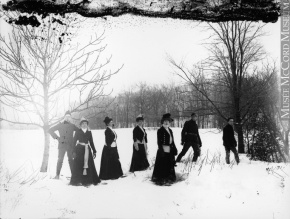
[235,123,245,153]
[40,127,50,172]
[234,106,245,153]
[40,68,50,172]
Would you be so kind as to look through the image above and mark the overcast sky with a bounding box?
[73,15,280,95]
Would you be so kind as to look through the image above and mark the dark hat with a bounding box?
[80,117,89,125]
[191,112,197,117]
[136,114,144,122]
[103,116,113,125]
[65,110,71,116]
[161,113,173,123]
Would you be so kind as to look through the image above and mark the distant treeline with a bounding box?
[74,81,231,130]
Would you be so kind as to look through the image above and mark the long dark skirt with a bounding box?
[99,146,123,180]
[129,143,150,172]
[70,145,101,186]
[152,149,176,184]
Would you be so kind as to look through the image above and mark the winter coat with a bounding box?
[133,125,148,143]
[157,126,178,155]
[73,129,97,154]
[181,119,202,146]
[105,127,117,147]
[48,121,79,148]
[223,124,237,149]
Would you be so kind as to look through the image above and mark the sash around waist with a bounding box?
[104,141,117,147]
[136,139,145,144]
[163,145,171,153]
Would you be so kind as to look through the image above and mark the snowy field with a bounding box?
[0,128,290,218]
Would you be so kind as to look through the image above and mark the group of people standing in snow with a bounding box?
[48,111,239,187]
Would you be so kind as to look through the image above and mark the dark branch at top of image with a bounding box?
[2,0,281,27]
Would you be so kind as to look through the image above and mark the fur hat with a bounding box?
[80,117,89,125]
[103,116,113,125]
[136,114,144,122]
[161,113,173,123]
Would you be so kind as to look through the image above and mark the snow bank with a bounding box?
[0,128,289,218]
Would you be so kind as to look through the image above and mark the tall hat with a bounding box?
[79,117,89,125]
[103,116,113,124]
[136,114,144,122]
[161,113,173,123]
[65,110,71,116]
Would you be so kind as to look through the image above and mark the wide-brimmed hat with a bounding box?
[161,113,173,123]
[64,110,71,116]
[136,114,144,122]
[103,116,113,124]
[79,117,89,125]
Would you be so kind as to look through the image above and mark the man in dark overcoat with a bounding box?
[223,117,240,164]
[176,112,202,163]
[48,111,79,179]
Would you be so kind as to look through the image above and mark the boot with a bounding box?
[226,152,230,164]
[192,155,198,162]
[235,156,240,164]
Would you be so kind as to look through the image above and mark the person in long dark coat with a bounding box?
[48,110,79,179]
[129,114,150,172]
[70,117,100,186]
[176,112,202,163]
[99,116,124,180]
[223,118,240,164]
[152,113,178,185]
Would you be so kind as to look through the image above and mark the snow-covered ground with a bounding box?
[0,128,289,218]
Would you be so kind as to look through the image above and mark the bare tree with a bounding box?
[170,21,273,153]
[132,82,151,116]
[124,88,135,128]
[0,14,121,172]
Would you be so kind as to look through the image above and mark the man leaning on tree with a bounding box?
[48,111,79,179]
[176,112,202,163]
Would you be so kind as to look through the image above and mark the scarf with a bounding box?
[76,130,90,175]
[83,142,90,175]
[163,125,173,144]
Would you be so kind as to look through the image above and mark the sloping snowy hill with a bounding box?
[0,128,289,218]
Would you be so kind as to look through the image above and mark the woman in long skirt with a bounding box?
[129,114,150,172]
[99,116,123,180]
[70,117,101,186]
[152,113,178,185]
